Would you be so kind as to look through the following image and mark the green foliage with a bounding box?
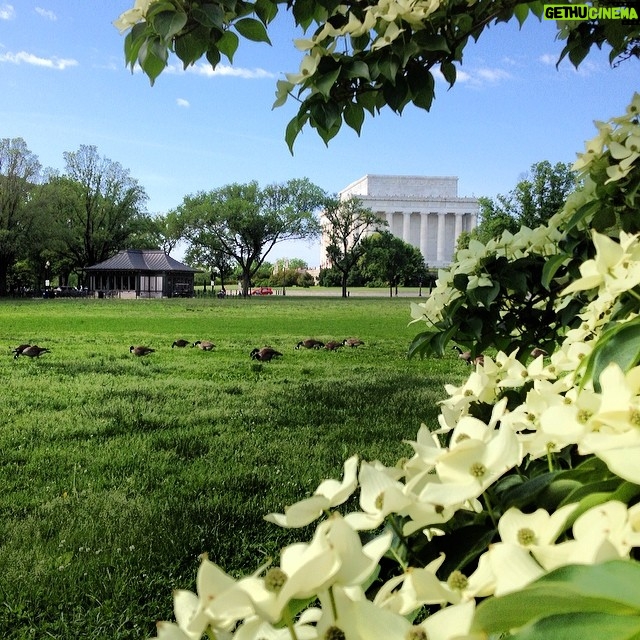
[360,230,428,293]
[322,195,386,297]
[473,561,640,638]
[177,179,325,295]
[472,161,576,244]
[117,1,640,145]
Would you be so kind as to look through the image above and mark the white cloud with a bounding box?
[176,98,190,108]
[539,53,557,66]
[0,3,15,20]
[0,50,78,70]
[446,66,510,87]
[166,61,275,79]
[35,7,57,20]
[476,67,511,82]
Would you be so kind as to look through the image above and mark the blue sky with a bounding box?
[0,1,637,266]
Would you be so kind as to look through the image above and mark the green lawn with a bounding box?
[0,296,465,639]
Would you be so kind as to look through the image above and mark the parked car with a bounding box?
[251,286,273,295]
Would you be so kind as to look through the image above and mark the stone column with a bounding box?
[420,213,429,263]
[454,212,463,239]
[436,212,446,263]
[402,211,411,244]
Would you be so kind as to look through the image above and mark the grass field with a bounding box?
[0,296,466,639]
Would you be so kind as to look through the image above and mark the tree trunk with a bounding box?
[341,271,348,298]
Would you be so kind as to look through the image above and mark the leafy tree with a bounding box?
[53,145,149,272]
[151,210,186,255]
[471,161,576,244]
[177,179,325,296]
[322,195,386,297]
[360,231,428,296]
[116,1,639,148]
[0,137,41,295]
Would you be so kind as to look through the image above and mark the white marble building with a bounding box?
[321,175,478,268]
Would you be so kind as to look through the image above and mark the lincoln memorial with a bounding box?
[321,175,478,268]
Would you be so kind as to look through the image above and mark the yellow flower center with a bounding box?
[447,570,468,591]
[630,409,640,427]
[470,462,487,478]
[517,527,537,546]
[264,567,287,593]
[577,409,593,424]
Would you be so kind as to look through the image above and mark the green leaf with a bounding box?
[124,23,148,67]
[473,560,640,635]
[217,30,239,62]
[138,37,168,84]
[152,10,188,39]
[357,90,378,115]
[514,3,530,26]
[192,4,225,28]
[344,102,365,135]
[408,331,433,359]
[205,47,221,68]
[415,33,451,53]
[314,66,341,98]
[541,252,570,290]
[514,611,640,640]
[292,0,315,29]
[440,61,456,86]
[254,0,278,24]
[528,1,545,19]
[564,199,599,233]
[568,42,590,69]
[579,318,640,391]
[343,60,370,80]
[285,113,307,153]
[174,28,210,66]
[497,471,559,509]
[234,17,271,43]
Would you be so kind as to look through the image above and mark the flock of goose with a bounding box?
[11,338,365,362]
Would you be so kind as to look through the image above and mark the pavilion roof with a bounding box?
[85,249,198,273]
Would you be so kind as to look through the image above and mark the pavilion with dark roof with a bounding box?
[85,249,199,299]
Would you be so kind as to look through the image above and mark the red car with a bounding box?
[251,286,274,295]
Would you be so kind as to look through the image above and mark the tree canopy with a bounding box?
[322,195,386,297]
[468,160,577,244]
[116,0,639,148]
[0,138,41,295]
[176,178,326,295]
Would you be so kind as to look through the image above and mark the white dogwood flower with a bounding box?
[265,455,358,527]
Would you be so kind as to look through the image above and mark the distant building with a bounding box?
[321,175,478,268]
[85,249,199,298]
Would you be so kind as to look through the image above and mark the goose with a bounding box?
[15,345,50,359]
[193,340,215,351]
[12,344,31,356]
[323,341,344,351]
[130,345,155,356]
[343,338,365,348]
[172,339,190,348]
[452,345,484,366]
[295,339,324,350]
[530,347,548,358]
[250,347,282,362]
